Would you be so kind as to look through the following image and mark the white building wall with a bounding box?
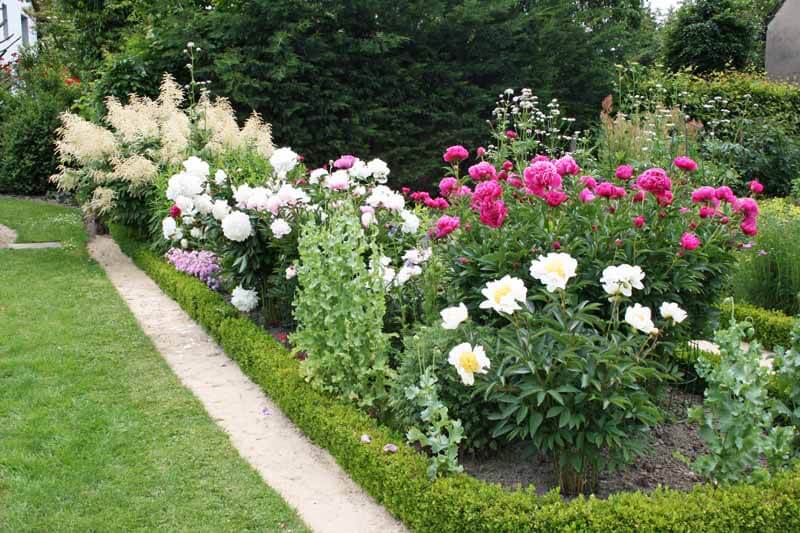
[1,0,36,58]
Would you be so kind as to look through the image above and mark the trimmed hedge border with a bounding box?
[110,224,800,532]
[719,302,796,351]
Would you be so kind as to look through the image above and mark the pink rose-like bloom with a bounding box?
[637,168,672,196]
[334,154,357,169]
[505,130,518,139]
[552,241,561,250]
[472,180,503,209]
[596,182,627,199]
[410,191,430,203]
[425,197,450,210]
[443,145,469,163]
[741,220,758,236]
[507,175,524,188]
[455,185,473,197]
[633,215,646,228]
[545,190,569,207]
[715,186,737,204]
[680,232,701,251]
[439,177,459,197]
[401,187,410,195]
[531,154,550,163]
[615,165,634,180]
[580,176,597,190]
[476,146,486,157]
[691,186,717,204]
[554,155,580,176]
[657,191,674,207]
[749,180,764,194]
[468,161,497,181]
[502,160,514,171]
[169,204,182,219]
[435,215,461,238]
[674,156,698,172]
[699,206,716,218]
[734,197,760,220]
[524,161,562,197]
[579,187,596,203]
[479,200,508,228]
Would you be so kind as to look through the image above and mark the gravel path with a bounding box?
[0,223,17,248]
[88,235,407,533]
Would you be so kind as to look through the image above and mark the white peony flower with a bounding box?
[275,183,309,206]
[221,211,253,242]
[367,158,390,183]
[285,265,297,280]
[399,209,420,234]
[395,265,421,285]
[233,184,254,208]
[325,170,350,190]
[348,159,372,180]
[194,194,213,215]
[660,302,687,324]
[162,217,177,239]
[360,208,375,228]
[180,238,189,249]
[529,253,578,292]
[190,227,203,239]
[440,303,468,330]
[365,185,405,211]
[479,275,528,315]
[448,342,490,385]
[175,195,195,215]
[269,147,299,178]
[231,285,259,312]
[245,186,271,211]
[211,199,231,221]
[270,218,292,239]
[166,172,205,201]
[403,247,431,265]
[600,264,645,300]
[353,185,367,196]
[625,303,658,334]
[214,169,228,185]
[183,156,210,179]
[309,168,328,184]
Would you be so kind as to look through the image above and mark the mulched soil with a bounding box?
[462,388,707,499]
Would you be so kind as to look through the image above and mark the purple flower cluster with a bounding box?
[165,248,222,290]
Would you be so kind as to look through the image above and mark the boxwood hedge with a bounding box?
[110,224,800,532]
[719,302,796,351]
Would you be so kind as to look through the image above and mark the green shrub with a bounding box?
[112,223,800,532]
[732,199,800,315]
[719,302,796,350]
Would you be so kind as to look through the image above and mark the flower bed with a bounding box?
[111,223,800,532]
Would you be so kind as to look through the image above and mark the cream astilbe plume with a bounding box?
[87,168,116,184]
[105,95,160,143]
[240,111,275,158]
[159,110,191,164]
[112,155,158,187]
[49,166,81,192]
[196,92,241,153]
[156,73,185,115]
[85,187,117,215]
[55,113,117,165]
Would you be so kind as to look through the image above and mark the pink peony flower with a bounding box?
[579,188,596,203]
[502,160,514,171]
[674,156,698,172]
[169,204,182,219]
[476,146,486,158]
[714,186,737,204]
[425,197,450,210]
[439,177,459,197]
[596,182,627,199]
[435,215,461,238]
[443,145,469,163]
[401,187,410,195]
[733,197,760,220]
[455,185,473,197]
[680,232,701,251]
[657,191,674,207]
[410,191,431,203]
[749,180,764,194]
[691,186,718,204]
[636,168,672,196]
[545,190,569,207]
[699,206,716,218]
[334,154,357,169]
[580,175,597,190]
[472,180,503,209]
[615,165,634,180]
[633,215,646,228]
[468,161,497,181]
[505,130,518,139]
[531,154,550,163]
[554,155,580,176]
[479,200,508,228]
[632,190,646,202]
[507,175,524,188]
[523,161,562,197]
[552,241,561,250]
[741,220,758,236]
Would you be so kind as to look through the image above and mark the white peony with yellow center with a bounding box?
[660,302,688,324]
[529,253,578,292]
[448,342,490,385]
[625,303,658,334]
[440,303,469,330]
[479,275,528,315]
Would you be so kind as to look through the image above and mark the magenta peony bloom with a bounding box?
[479,200,508,228]
[410,191,431,203]
[552,241,561,250]
[472,180,503,209]
[468,161,497,181]
[636,168,672,196]
[169,204,182,219]
[554,155,580,176]
[749,180,764,194]
[523,161,562,197]
[699,206,716,218]
[580,175,597,190]
[579,187,596,203]
[632,190,646,202]
[507,175,524,188]
[615,165,634,180]
[455,185,473,197]
[691,186,717,204]
[714,186,737,204]
[443,145,469,163]
[657,191,674,207]
[680,232,701,250]
[425,197,450,210]
[734,197,760,220]
[741,220,758,236]
[673,156,698,172]
[502,160,514,171]
[545,190,569,207]
[633,215,646,228]
[531,154,550,164]
[439,177,459,197]
[476,146,486,158]
[505,130,518,139]
[435,215,461,238]
[596,182,626,199]
[334,154,357,169]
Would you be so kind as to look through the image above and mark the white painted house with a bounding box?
[1,0,35,57]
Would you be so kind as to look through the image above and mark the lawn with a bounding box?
[0,198,308,532]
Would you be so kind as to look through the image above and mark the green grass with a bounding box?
[0,199,308,532]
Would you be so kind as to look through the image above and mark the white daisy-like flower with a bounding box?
[440,303,468,330]
[479,275,527,315]
[190,227,203,239]
[659,302,688,324]
[270,218,292,239]
[529,253,578,292]
[231,285,259,312]
[625,303,658,334]
[221,211,253,242]
[448,342,490,385]
[600,264,645,299]
[269,147,299,178]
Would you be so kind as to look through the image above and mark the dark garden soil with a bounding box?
[462,388,707,499]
